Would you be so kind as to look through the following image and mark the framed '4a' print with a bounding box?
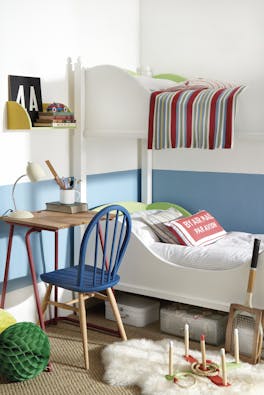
[8,75,43,123]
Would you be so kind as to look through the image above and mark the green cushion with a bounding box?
[0,322,50,382]
[153,73,187,83]
[93,201,147,214]
[125,69,137,76]
[146,202,191,217]
[93,201,191,217]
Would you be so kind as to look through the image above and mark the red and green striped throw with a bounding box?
[148,81,245,150]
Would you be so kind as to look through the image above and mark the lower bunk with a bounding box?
[112,202,264,312]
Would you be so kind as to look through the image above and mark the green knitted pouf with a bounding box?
[0,322,50,382]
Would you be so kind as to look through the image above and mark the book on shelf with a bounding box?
[53,116,75,121]
[38,111,55,116]
[46,201,88,214]
[51,111,74,116]
[34,121,53,127]
[38,111,74,118]
[33,121,76,128]
[38,114,55,120]
[34,108,76,127]
[52,122,76,128]
[36,118,53,123]
[54,118,75,121]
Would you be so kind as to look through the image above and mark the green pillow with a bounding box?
[93,201,147,214]
[125,69,138,76]
[146,202,191,217]
[153,73,187,83]
[93,201,191,217]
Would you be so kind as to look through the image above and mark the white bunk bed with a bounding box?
[68,59,264,313]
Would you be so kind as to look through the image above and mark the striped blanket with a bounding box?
[148,85,245,149]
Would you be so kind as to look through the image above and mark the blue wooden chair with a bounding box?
[40,204,132,369]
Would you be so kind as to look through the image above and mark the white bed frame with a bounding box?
[117,232,264,312]
[68,58,264,312]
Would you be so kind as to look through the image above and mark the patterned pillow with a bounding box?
[164,78,237,92]
[184,78,236,89]
[165,210,226,246]
[164,84,207,92]
[140,208,184,244]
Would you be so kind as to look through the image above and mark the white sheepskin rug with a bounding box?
[102,338,264,395]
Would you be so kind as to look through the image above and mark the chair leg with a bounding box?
[106,288,127,341]
[41,284,53,318]
[79,292,89,370]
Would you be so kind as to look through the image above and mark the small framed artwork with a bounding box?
[8,75,43,123]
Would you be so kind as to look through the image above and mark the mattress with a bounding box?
[131,211,264,271]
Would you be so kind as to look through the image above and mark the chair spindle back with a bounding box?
[78,205,131,289]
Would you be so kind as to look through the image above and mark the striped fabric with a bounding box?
[148,85,245,150]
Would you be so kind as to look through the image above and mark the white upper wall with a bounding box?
[2,0,263,181]
[0,0,140,184]
[140,0,264,172]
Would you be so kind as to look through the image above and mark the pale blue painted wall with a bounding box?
[87,170,141,208]
[152,170,264,233]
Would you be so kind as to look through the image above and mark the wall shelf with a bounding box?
[6,101,76,130]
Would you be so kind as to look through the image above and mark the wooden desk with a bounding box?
[0,210,98,331]
[2,209,98,231]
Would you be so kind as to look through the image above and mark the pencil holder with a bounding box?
[60,189,80,204]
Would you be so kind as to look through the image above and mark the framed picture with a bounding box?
[8,75,43,123]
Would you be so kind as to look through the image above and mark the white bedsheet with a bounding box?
[131,212,264,271]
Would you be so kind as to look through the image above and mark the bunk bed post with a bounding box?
[67,57,87,263]
[67,57,74,115]
[140,138,152,204]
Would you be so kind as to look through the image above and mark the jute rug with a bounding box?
[102,338,264,395]
[0,322,139,395]
[1,307,263,395]
[0,307,157,395]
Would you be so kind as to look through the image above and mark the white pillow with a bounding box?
[131,212,160,245]
[140,208,184,244]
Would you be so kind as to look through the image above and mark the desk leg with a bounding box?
[0,224,14,308]
[54,230,58,320]
[25,228,46,331]
[25,228,52,372]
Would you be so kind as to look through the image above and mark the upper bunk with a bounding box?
[85,65,180,137]
[69,59,245,148]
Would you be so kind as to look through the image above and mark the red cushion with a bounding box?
[165,210,226,246]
